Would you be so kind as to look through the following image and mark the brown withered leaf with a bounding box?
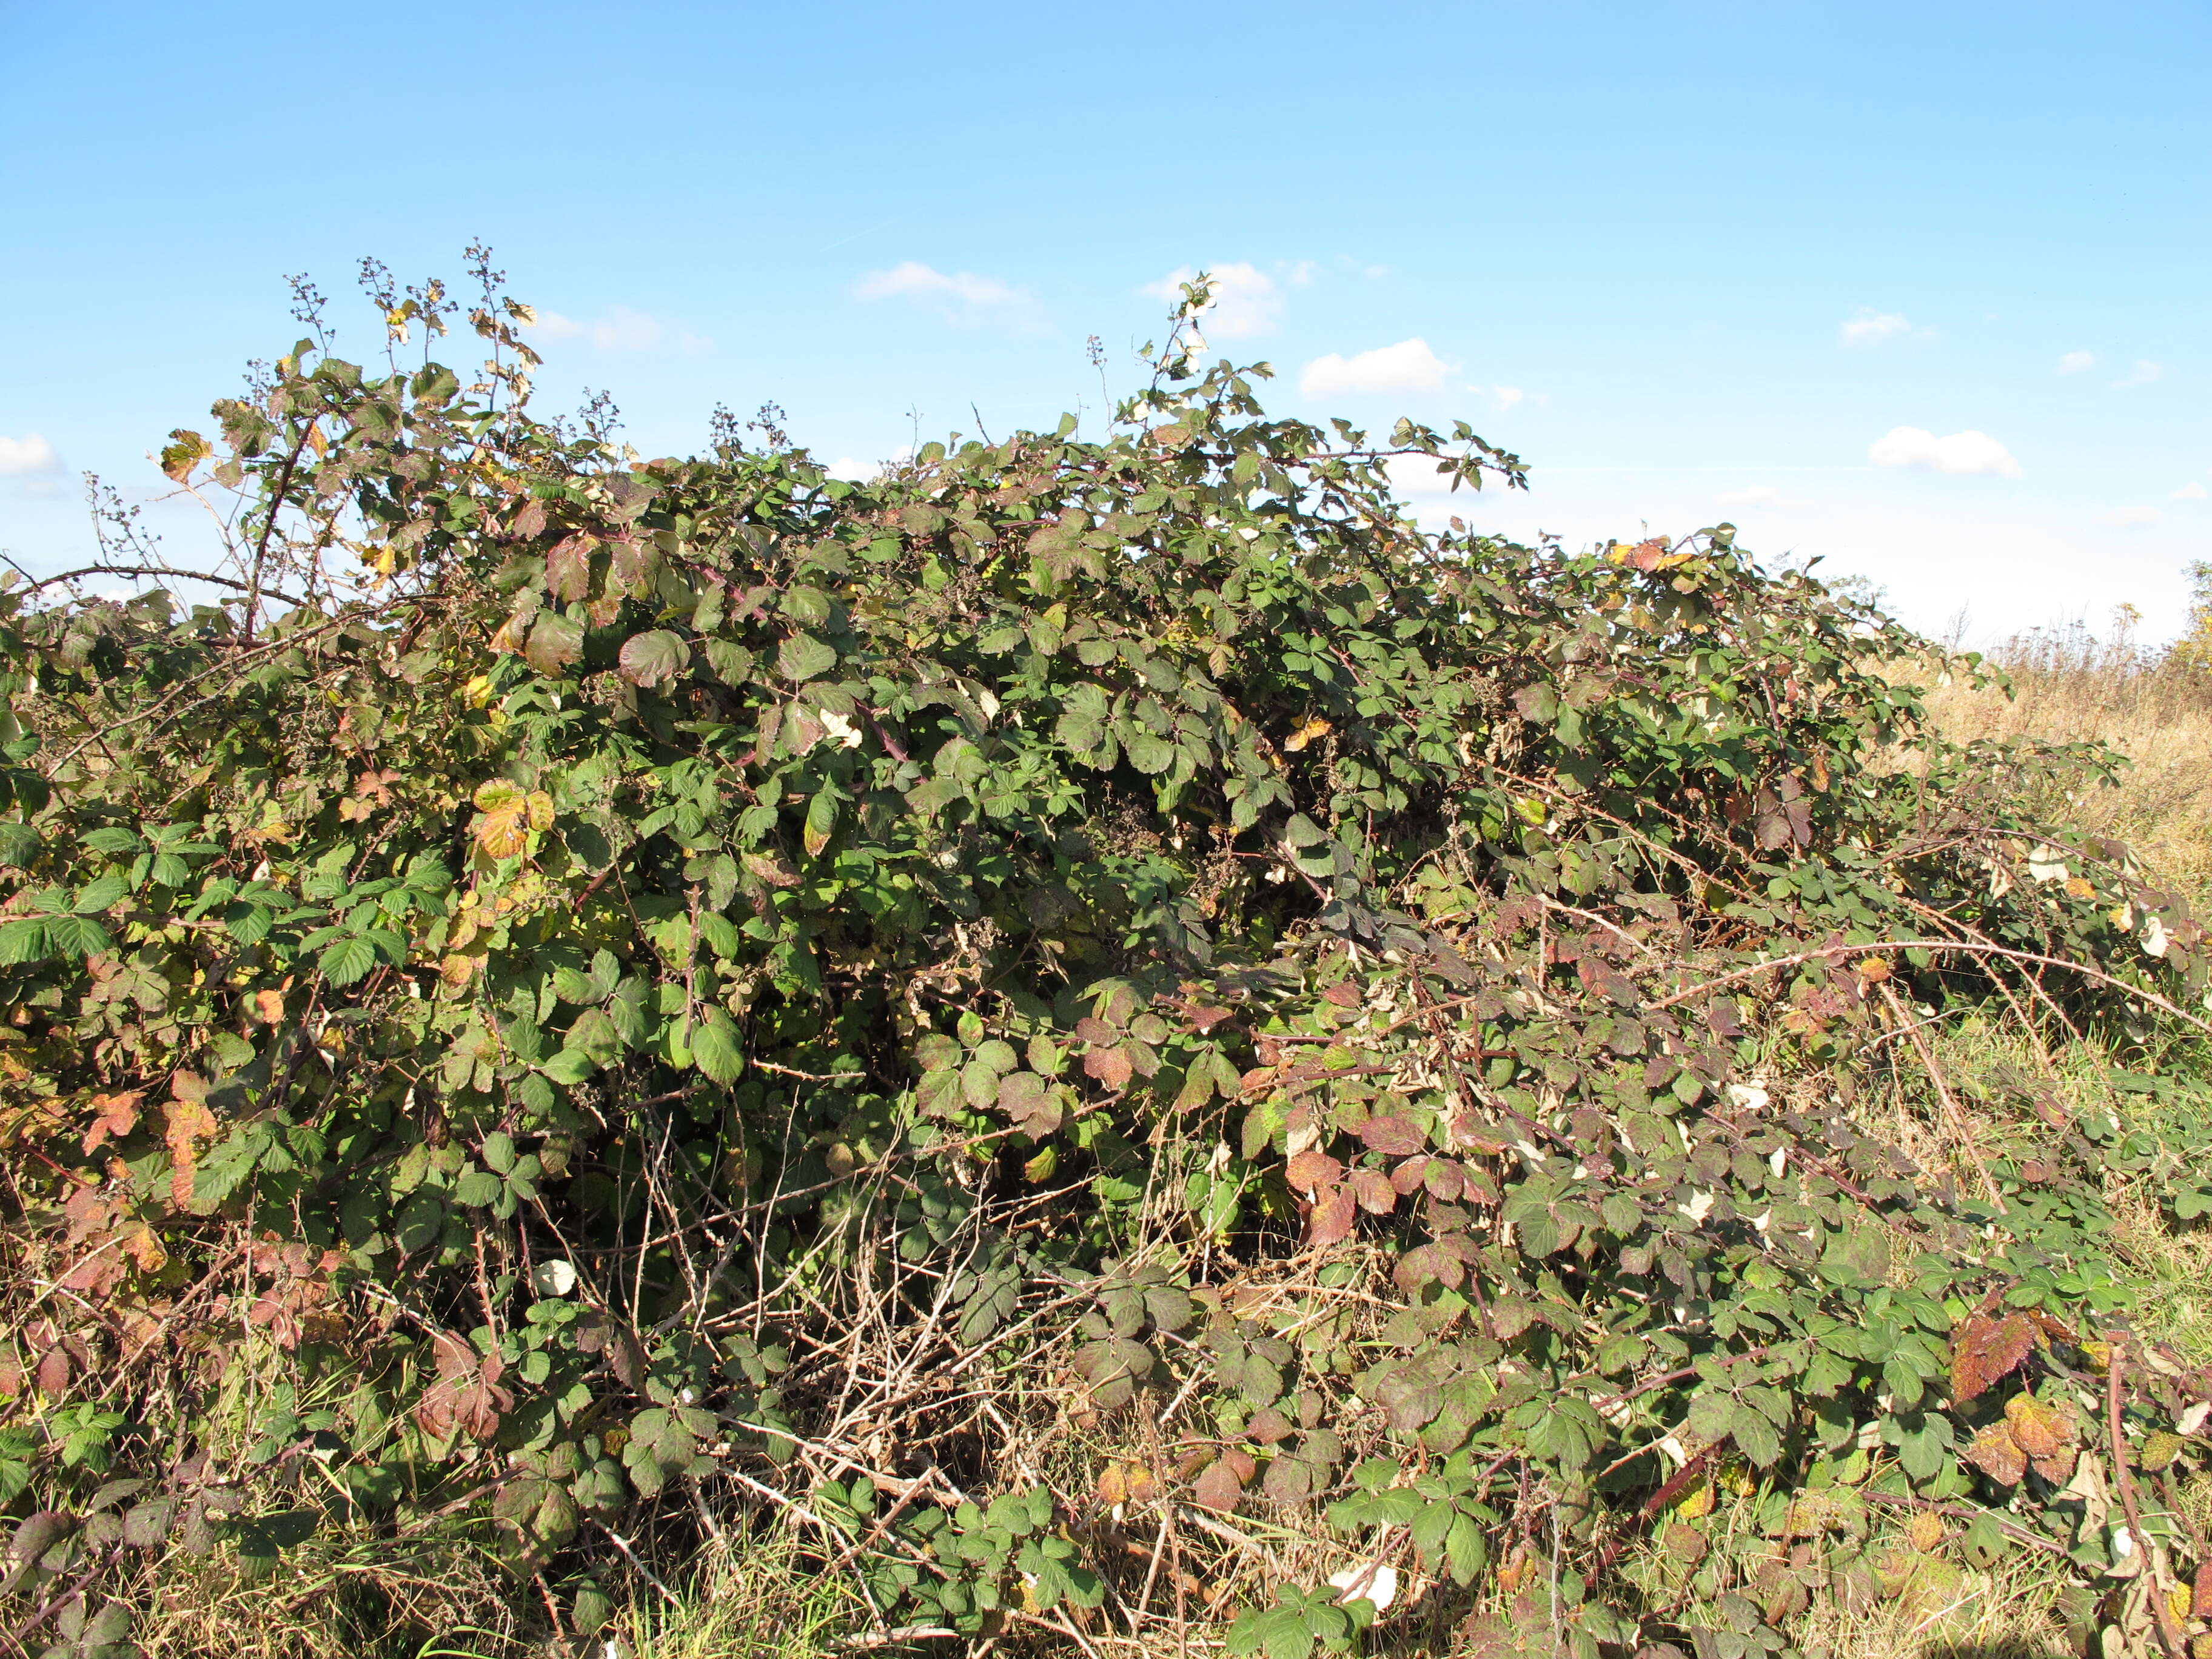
[1964,1423,2027,1484]
[1952,1312,2036,1403]
[164,1077,218,1212]
[2003,1392,2074,1460]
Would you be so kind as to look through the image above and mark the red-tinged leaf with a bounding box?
[1185,1004,1234,1034]
[1349,1169,1398,1215]
[1285,1148,1343,1193]
[1392,1242,1463,1292]
[1952,1313,2036,1403]
[1246,1406,1292,1445]
[617,629,688,688]
[1082,1045,1133,1091]
[1321,982,1360,1008]
[81,1090,144,1154]
[1423,1160,1465,1201]
[1191,1456,1245,1513]
[1309,1185,1357,1245]
[1073,1016,1118,1044]
[523,611,583,676]
[1359,1113,1427,1156]
[545,535,593,602]
[35,1344,72,1395]
[2193,1560,2212,1620]
[1390,1156,1432,1195]
[429,1330,477,1379]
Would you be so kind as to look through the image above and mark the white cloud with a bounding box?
[1868,426,2021,478]
[851,262,1038,329]
[529,307,710,353]
[822,447,913,481]
[0,433,60,477]
[2058,350,2097,374]
[1383,455,1466,498]
[1300,338,1449,398]
[2111,359,2164,388]
[1492,386,1524,409]
[2174,482,2207,500]
[2103,505,2160,526]
[1141,263,1282,338]
[1839,308,1933,347]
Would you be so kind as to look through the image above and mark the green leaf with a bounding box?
[777,632,838,683]
[73,873,128,913]
[455,1168,502,1207]
[803,789,837,859]
[703,640,756,685]
[0,918,49,964]
[320,935,378,987]
[1730,1402,1783,1468]
[46,914,112,957]
[692,1010,745,1084]
[1122,726,1175,774]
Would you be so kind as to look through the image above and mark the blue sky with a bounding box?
[2,1,2205,643]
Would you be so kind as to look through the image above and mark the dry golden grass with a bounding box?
[1920,611,2212,904]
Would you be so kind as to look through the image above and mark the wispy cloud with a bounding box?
[0,433,61,477]
[1717,485,1811,509]
[1840,308,1934,347]
[2111,359,2163,388]
[1868,426,2021,478]
[2102,505,2160,526]
[2174,482,2207,501]
[2057,350,2097,374]
[529,307,711,354]
[1300,338,1449,397]
[1141,263,1284,338]
[854,261,1033,321]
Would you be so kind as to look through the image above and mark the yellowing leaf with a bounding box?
[476,801,529,860]
[1674,1478,1715,1519]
